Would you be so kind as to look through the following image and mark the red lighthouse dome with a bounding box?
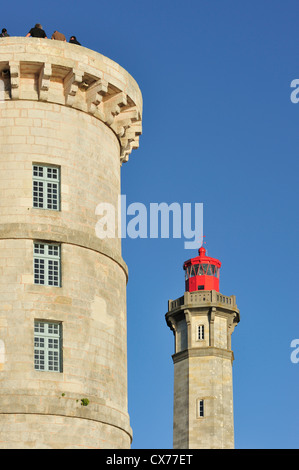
[183,247,221,292]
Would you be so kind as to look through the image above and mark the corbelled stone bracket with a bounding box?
[86,78,108,115]
[64,69,84,106]
[1,39,142,164]
[38,63,52,101]
[96,92,127,126]
[9,61,19,100]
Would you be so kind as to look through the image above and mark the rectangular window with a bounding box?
[34,321,62,372]
[198,399,204,417]
[34,242,61,287]
[197,324,204,340]
[33,164,60,210]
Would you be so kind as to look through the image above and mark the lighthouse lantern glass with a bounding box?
[185,263,219,279]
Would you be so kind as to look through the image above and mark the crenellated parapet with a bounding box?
[0,37,142,164]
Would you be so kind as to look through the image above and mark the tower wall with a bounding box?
[172,355,234,449]
[188,355,234,448]
[167,290,239,449]
[0,37,142,449]
[173,354,189,448]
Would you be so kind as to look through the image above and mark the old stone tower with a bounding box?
[166,247,240,449]
[0,37,142,449]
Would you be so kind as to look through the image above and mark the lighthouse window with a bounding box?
[199,264,209,275]
[197,325,205,340]
[33,164,60,211]
[192,264,199,276]
[186,263,219,278]
[207,265,213,275]
[197,399,204,418]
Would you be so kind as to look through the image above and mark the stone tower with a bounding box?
[166,247,240,449]
[0,37,142,449]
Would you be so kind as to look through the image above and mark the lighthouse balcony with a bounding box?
[168,290,237,312]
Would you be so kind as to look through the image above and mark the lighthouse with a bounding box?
[184,246,222,293]
[166,247,240,449]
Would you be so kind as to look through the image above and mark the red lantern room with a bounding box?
[183,247,221,292]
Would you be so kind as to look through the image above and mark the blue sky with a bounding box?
[3,0,299,449]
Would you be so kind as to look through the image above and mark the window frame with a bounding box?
[197,324,205,341]
[33,242,61,287]
[32,163,61,211]
[197,399,204,418]
[34,320,63,373]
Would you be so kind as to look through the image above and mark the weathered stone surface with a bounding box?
[166,290,240,449]
[0,37,142,164]
[0,37,142,449]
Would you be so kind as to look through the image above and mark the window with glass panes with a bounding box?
[33,164,60,210]
[34,242,61,287]
[197,324,204,340]
[198,399,204,417]
[34,321,62,372]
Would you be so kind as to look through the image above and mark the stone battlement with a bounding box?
[0,37,142,163]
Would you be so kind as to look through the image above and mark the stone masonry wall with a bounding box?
[0,37,142,449]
